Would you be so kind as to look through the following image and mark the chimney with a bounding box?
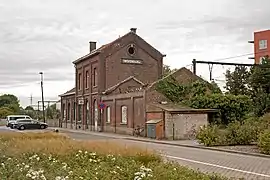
[89,41,96,52]
[130,28,137,34]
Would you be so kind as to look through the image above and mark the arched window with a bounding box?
[106,106,111,123]
[67,103,71,121]
[121,106,127,124]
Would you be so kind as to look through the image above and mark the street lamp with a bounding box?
[39,72,45,123]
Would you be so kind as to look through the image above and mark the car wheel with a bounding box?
[40,125,45,129]
[19,125,25,130]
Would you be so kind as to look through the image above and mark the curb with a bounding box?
[124,138,270,159]
[52,128,270,159]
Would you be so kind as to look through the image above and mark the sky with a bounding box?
[0,0,269,107]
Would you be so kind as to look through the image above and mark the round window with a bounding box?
[127,45,135,56]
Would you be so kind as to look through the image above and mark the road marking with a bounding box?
[165,155,270,178]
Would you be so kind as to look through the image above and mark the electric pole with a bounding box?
[39,72,46,123]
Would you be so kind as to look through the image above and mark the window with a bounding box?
[73,102,76,122]
[106,106,111,123]
[67,103,71,121]
[85,71,89,89]
[93,68,97,87]
[62,104,66,120]
[259,40,267,50]
[78,105,82,122]
[121,106,127,124]
[78,73,82,90]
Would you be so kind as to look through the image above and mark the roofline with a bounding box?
[168,109,219,113]
[73,50,101,64]
[59,92,75,97]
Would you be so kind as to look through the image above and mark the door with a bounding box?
[93,100,98,131]
[147,124,156,138]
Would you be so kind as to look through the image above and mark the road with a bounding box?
[1,127,270,180]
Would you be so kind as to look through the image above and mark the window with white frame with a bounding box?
[259,40,267,50]
[106,106,111,123]
[121,106,127,124]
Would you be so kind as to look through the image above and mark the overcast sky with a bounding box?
[0,0,269,107]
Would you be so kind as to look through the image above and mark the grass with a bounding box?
[0,132,232,180]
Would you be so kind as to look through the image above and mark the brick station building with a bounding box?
[59,28,215,137]
[59,28,165,134]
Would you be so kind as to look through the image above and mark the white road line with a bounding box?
[165,155,270,178]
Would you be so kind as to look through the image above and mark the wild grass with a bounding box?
[0,132,231,180]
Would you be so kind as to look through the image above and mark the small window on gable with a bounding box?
[106,106,111,123]
[121,106,127,124]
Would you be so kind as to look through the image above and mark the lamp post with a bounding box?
[39,72,45,123]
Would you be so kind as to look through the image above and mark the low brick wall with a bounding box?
[46,119,60,127]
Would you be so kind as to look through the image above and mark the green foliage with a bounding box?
[196,125,227,146]
[258,130,270,155]
[25,106,34,111]
[225,66,250,95]
[163,64,177,77]
[156,76,251,125]
[225,121,257,145]
[0,107,14,118]
[0,94,20,118]
[189,94,251,124]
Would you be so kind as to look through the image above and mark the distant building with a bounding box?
[249,29,270,64]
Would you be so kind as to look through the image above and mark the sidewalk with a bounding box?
[51,127,270,159]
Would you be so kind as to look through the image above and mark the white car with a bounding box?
[6,115,32,128]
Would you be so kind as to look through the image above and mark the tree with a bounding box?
[225,66,250,95]
[163,65,177,77]
[25,106,34,111]
[0,107,13,118]
[248,56,270,116]
[0,94,20,114]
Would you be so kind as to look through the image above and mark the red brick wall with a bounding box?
[254,30,270,64]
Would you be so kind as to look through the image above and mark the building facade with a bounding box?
[60,28,165,133]
[250,29,270,64]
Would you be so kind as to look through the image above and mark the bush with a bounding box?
[226,121,257,145]
[196,125,227,147]
[197,120,258,147]
[258,130,270,155]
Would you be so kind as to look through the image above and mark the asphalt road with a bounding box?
[1,127,270,180]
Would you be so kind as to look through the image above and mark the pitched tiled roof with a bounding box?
[59,87,75,97]
[73,29,164,65]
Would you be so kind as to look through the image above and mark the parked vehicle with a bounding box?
[6,115,32,128]
[13,119,48,130]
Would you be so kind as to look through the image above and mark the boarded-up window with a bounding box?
[106,106,111,123]
[121,106,127,124]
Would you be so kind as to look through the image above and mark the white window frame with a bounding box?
[106,106,111,123]
[259,40,267,50]
[121,106,127,124]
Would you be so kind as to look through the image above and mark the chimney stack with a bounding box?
[89,41,96,52]
[130,28,137,34]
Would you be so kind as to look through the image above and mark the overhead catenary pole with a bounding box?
[191,59,270,81]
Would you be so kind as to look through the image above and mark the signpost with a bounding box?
[98,102,106,110]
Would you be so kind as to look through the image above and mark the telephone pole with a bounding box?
[39,72,45,123]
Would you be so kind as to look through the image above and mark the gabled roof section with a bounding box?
[103,76,146,95]
[147,67,206,90]
[59,87,75,97]
[73,28,165,65]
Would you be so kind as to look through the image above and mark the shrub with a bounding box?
[196,125,227,147]
[258,130,270,155]
[226,121,257,145]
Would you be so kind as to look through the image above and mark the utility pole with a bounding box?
[192,59,197,75]
[29,94,33,107]
[39,72,46,123]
